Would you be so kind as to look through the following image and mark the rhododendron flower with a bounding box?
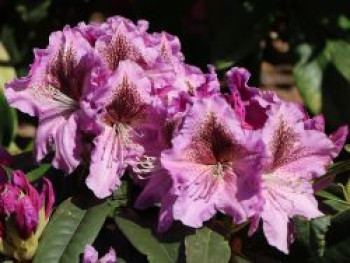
[85,60,158,198]
[95,17,157,71]
[5,27,98,173]
[83,245,117,263]
[134,108,184,232]
[226,67,279,129]
[253,102,348,253]
[161,96,265,228]
[0,169,54,260]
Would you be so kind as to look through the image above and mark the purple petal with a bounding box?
[161,96,264,227]
[262,102,336,178]
[304,115,325,132]
[329,125,348,157]
[135,169,172,210]
[11,170,28,189]
[51,112,82,173]
[0,185,20,215]
[41,178,55,219]
[15,195,39,239]
[259,102,335,253]
[83,245,99,263]
[261,195,290,254]
[99,247,117,263]
[86,127,124,199]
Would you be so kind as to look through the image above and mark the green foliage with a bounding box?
[33,198,112,263]
[322,209,350,262]
[185,227,231,263]
[0,91,17,148]
[27,163,51,182]
[0,42,17,148]
[294,44,326,114]
[327,40,350,83]
[115,211,233,263]
[115,213,185,263]
[293,216,331,259]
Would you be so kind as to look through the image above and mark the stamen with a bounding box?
[133,155,157,174]
[263,172,307,194]
[212,163,225,178]
[34,85,77,109]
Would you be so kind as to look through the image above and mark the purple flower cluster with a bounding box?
[5,16,348,253]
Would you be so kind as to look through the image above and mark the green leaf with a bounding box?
[33,198,112,263]
[0,42,17,148]
[316,190,346,203]
[322,209,350,261]
[0,42,16,89]
[293,216,331,258]
[323,200,350,212]
[185,227,230,263]
[0,90,17,147]
[326,160,350,175]
[338,15,350,31]
[27,163,51,182]
[232,254,251,263]
[115,213,186,263]
[345,144,350,153]
[293,44,327,114]
[327,40,350,82]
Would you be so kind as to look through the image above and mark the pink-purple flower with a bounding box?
[160,96,265,228]
[84,60,158,198]
[227,67,348,253]
[5,26,99,173]
[4,15,349,256]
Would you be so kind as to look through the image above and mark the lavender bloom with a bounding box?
[84,60,159,198]
[5,27,99,173]
[226,67,279,129]
[161,96,265,228]
[134,107,184,232]
[253,102,347,253]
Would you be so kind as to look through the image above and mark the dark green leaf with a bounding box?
[316,190,345,202]
[33,198,112,263]
[0,42,16,88]
[0,90,17,147]
[323,200,350,212]
[115,213,185,263]
[322,209,350,262]
[0,42,17,148]
[232,254,251,263]
[185,227,230,263]
[27,163,51,182]
[293,216,331,258]
[293,44,328,114]
[326,160,350,175]
[327,40,350,82]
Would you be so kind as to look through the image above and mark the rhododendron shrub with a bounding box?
[2,16,350,262]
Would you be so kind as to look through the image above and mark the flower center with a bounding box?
[212,163,225,178]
